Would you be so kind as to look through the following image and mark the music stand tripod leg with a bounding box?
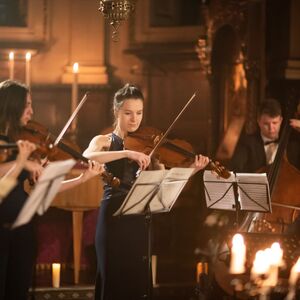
[145,204,153,300]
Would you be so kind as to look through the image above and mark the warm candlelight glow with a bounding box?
[289,257,300,286]
[52,263,61,288]
[73,62,79,73]
[25,52,31,61]
[25,52,31,88]
[9,52,14,80]
[251,249,271,277]
[229,233,246,274]
[264,243,283,287]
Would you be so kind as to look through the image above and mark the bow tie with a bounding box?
[264,139,279,146]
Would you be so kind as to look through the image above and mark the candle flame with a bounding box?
[73,62,79,73]
[232,233,244,247]
[26,52,31,61]
[9,52,14,60]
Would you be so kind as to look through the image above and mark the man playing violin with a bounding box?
[0,79,103,300]
[83,83,209,300]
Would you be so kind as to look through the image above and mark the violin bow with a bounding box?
[149,92,197,158]
[54,92,89,146]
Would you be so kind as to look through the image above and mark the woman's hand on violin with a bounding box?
[16,140,36,164]
[126,150,151,170]
[190,154,210,173]
[24,160,44,183]
[290,118,300,132]
[81,160,104,182]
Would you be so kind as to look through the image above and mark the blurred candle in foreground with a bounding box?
[289,257,300,287]
[251,249,270,278]
[25,52,31,88]
[9,52,14,80]
[230,233,246,274]
[52,263,61,288]
[71,62,79,131]
[266,242,283,286]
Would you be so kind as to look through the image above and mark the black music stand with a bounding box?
[114,167,195,300]
[12,159,76,229]
[203,171,271,228]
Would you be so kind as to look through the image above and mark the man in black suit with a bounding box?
[230,98,284,173]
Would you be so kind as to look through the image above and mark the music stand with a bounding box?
[114,167,195,299]
[203,171,271,227]
[12,159,76,229]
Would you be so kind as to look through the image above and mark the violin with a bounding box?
[124,126,231,179]
[16,121,120,187]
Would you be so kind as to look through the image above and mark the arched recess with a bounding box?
[210,24,247,160]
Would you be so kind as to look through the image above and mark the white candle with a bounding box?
[71,62,79,131]
[25,52,31,88]
[251,250,270,278]
[52,263,61,288]
[9,52,14,80]
[229,233,246,274]
[289,257,300,287]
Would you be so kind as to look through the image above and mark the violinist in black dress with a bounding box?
[83,83,209,300]
[0,80,102,299]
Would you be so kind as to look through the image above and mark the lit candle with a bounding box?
[52,263,61,288]
[229,233,246,274]
[71,62,79,131]
[265,242,283,287]
[286,257,300,300]
[251,249,270,278]
[196,261,208,283]
[9,52,14,80]
[289,257,300,287]
[25,52,31,88]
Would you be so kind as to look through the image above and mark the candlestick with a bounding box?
[52,263,61,288]
[25,52,31,88]
[230,233,246,274]
[71,62,79,132]
[9,52,14,80]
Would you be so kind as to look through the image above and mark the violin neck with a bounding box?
[163,141,195,158]
[57,141,89,163]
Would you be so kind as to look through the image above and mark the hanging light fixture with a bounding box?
[98,0,136,41]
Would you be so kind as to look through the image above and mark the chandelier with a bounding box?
[98,0,136,41]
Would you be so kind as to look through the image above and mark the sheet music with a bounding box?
[12,159,76,229]
[203,171,271,213]
[236,173,271,212]
[203,171,236,210]
[114,168,195,216]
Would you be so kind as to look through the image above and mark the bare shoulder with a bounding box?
[85,134,112,152]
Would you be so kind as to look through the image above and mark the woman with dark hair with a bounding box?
[0,80,103,299]
[83,83,209,300]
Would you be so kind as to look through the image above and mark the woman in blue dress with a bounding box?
[83,83,209,300]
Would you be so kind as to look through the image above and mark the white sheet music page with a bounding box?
[114,170,167,216]
[236,173,270,212]
[203,170,236,210]
[149,167,195,213]
[12,159,76,229]
[113,168,195,216]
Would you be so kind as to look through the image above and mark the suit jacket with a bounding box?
[229,130,300,173]
[229,131,266,173]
